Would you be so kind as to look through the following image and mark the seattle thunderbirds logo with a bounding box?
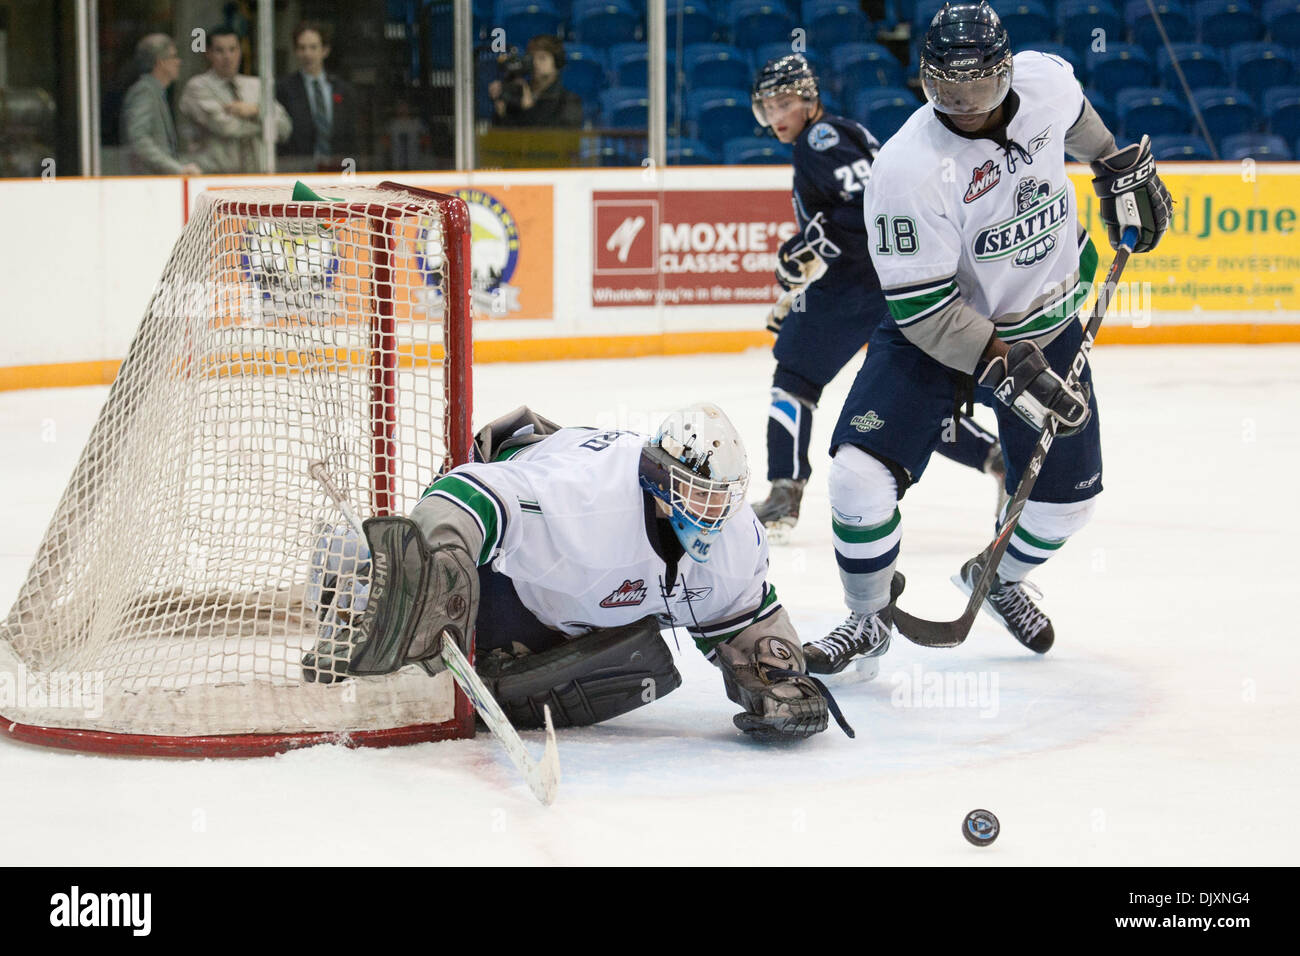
[972,177,1067,267]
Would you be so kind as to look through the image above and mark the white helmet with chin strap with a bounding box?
[640,403,750,563]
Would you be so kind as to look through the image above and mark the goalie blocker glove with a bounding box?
[979,340,1090,435]
[1090,135,1173,254]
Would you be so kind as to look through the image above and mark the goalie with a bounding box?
[303,403,847,741]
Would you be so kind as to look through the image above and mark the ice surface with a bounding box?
[1,345,1296,865]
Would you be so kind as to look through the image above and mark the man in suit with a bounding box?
[178,25,291,174]
[275,21,360,172]
[121,34,201,175]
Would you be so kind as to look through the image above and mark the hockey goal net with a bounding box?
[0,182,474,755]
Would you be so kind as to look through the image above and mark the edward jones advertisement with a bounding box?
[591,190,796,307]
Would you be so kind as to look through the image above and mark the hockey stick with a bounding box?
[307,461,561,806]
[891,226,1139,649]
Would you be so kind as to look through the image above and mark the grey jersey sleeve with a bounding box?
[1065,97,1118,162]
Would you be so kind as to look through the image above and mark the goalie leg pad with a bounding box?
[348,516,478,676]
[477,615,682,729]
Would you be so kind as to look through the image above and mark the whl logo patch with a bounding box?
[600,579,648,608]
[850,411,886,432]
[972,178,1067,266]
[963,160,1001,203]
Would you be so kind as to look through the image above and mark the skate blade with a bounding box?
[819,656,881,687]
[762,520,796,545]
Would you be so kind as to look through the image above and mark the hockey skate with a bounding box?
[803,573,905,682]
[952,556,1055,653]
[753,478,806,542]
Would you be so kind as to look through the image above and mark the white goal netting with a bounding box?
[0,184,473,749]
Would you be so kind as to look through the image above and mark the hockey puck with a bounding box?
[962,809,1000,847]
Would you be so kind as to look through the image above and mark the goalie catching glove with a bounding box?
[713,630,853,740]
[1090,135,1172,254]
[980,340,1090,435]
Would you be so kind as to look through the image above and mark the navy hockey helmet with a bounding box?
[920,2,1013,117]
[751,53,820,126]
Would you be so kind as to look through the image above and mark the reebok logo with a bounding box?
[50,886,151,936]
[600,579,648,608]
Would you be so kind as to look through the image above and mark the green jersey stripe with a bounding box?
[427,475,501,565]
[884,283,958,324]
[1013,524,1065,552]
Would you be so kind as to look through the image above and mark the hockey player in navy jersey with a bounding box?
[804,2,1172,675]
[301,404,848,741]
[749,53,1004,539]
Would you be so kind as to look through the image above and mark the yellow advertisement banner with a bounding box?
[1070,169,1300,314]
[450,184,554,321]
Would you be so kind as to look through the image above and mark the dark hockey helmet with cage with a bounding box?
[920,2,1013,117]
[751,53,820,126]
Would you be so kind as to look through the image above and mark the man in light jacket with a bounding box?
[178,25,291,173]
[121,34,201,175]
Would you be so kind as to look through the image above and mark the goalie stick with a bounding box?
[891,226,1139,649]
[308,461,561,806]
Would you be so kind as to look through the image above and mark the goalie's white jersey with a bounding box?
[864,51,1099,373]
[417,427,781,653]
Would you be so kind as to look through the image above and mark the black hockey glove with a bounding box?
[714,634,831,739]
[774,211,839,290]
[1090,135,1173,254]
[980,341,1090,436]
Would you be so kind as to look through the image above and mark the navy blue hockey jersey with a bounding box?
[792,113,881,272]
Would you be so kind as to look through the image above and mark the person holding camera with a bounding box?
[489,35,582,128]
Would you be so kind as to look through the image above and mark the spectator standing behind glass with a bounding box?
[122,34,202,175]
[178,26,291,173]
[275,21,360,172]
[489,35,582,127]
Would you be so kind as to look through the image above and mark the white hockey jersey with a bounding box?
[415,427,781,654]
[864,51,1102,373]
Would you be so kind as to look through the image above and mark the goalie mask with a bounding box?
[640,403,750,563]
[920,2,1013,117]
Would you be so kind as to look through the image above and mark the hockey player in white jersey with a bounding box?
[303,404,848,741]
[806,2,1171,674]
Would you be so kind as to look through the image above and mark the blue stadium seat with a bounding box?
[687,86,759,149]
[1148,133,1215,157]
[496,0,564,41]
[724,135,795,163]
[574,0,642,45]
[609,43,655,87]
[1191,86,1259,139]
[1030,42,1085,76]
[683,43,752,89]
[1058,1,1125,51]
[999,1,1055,45]
[563,45,608,103]
[829,42,906,93]
[1192,0,1263,44]
[1156,44,1227,88]
[1263,85,1300,140]
[852,86,920,141]
[1116,86,1191,136]
[1085,88,1118,131]
[1086,43,1155,97]
[1262,0,1300,47]
[1125,1,1194,48]
[667,137,720,163]
[1227,42,1295,98]
[755,42,819,69]
[729,0,797,49]
[600,86,650,127]
[1220,131,1293,157]
[666,0,718,46]
[806,0,874,50]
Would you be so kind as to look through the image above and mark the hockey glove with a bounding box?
[1090,135,1173,254]
[765,289,803,334]
[980,341,1091,436]
[303,525,372,683]
[714,634,829,739]
[774,211,839,291]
